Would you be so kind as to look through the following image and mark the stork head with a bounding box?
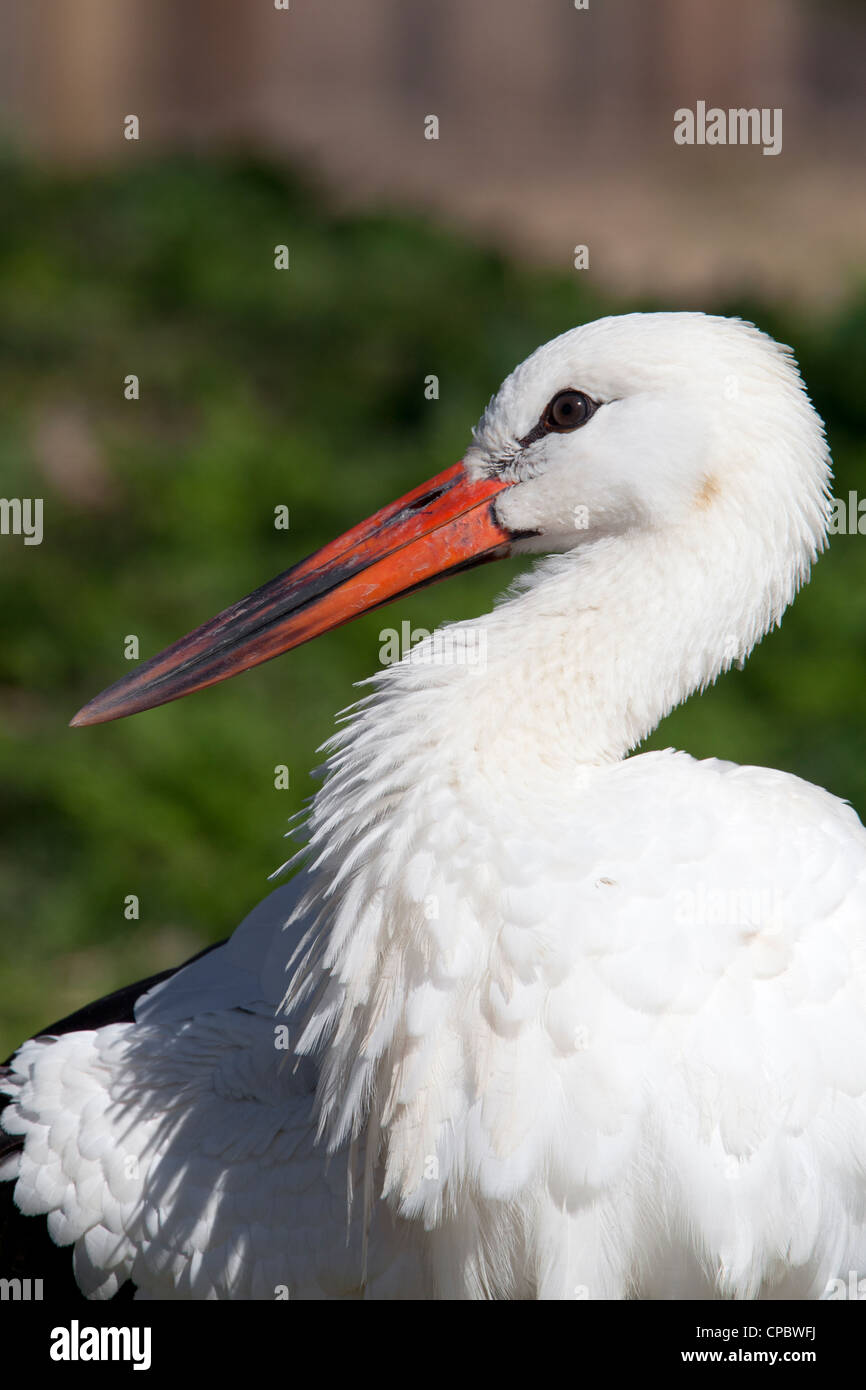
[71,312,831,728]
[467,312,830,561]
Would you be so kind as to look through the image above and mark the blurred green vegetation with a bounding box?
[1,155,865,1056]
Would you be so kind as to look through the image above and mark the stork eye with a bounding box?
[515,388,599,449]
[542,390,595,432]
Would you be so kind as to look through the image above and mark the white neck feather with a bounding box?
[284,506,796,1214]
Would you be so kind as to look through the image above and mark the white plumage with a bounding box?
[4,311,866,1300]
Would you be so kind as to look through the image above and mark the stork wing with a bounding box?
[0,883,423,1300]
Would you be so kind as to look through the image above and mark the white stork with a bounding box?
[3,311,865,1301]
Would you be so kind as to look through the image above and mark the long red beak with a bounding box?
[70,462,516,727]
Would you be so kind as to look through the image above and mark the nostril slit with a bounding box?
[404,487,447,513]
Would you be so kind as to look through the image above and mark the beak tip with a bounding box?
[69,702,104,728]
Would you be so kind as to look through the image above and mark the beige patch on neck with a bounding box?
[695,475,721,508]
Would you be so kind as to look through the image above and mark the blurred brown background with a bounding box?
[1,0,864,306]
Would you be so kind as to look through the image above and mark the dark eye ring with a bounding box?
[542,389,596,432]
